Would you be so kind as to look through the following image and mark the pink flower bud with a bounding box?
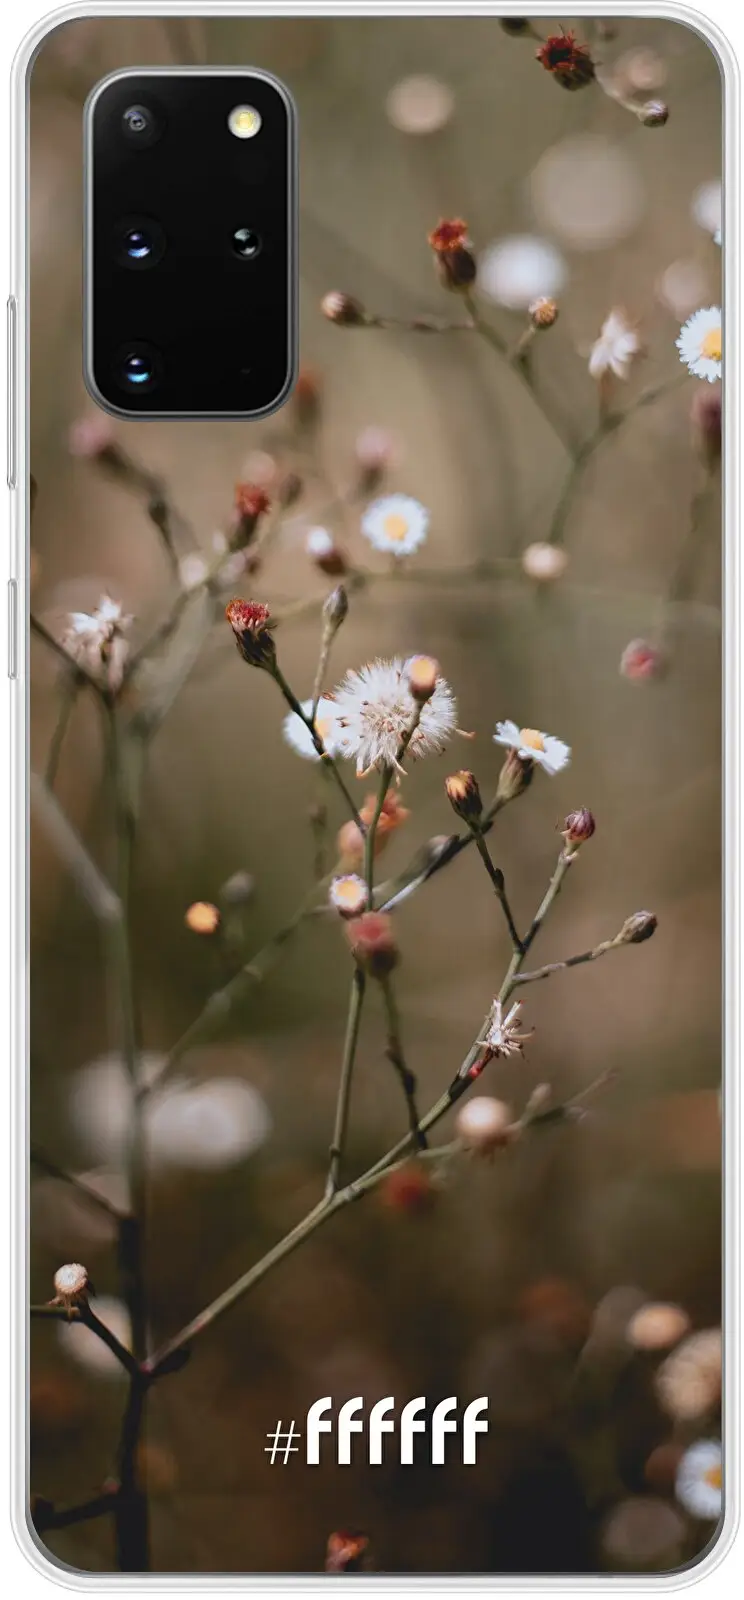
[345,911,399,977]
[620,638,666,683]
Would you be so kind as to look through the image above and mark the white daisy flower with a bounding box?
[305,526,335,560]
[494,720,571,776]
[588,309,643,381]
[333,657,458,776]
[478,1000,533,1060]
[329,875,368,918]
[63,594,132,690]
[283,697,343,761]
[675,1440,723,1521]
[361,495,429,557]
[676,306,722,383]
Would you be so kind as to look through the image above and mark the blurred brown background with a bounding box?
[29,12,721,1575]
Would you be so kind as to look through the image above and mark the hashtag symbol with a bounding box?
[265,1420,301,1464]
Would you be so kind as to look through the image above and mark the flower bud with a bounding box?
[321,291,368,327]
[220,870,255,907]
[529,296,559,329]
[691,384,722,468]
[185,901,221,935]
[380,1160,435,1214]
[456,1095,514,1153]
[521,541,568,583]
[305,526,348,577]
[323,583,350,630]
[561,807,596,851]
[232,484,270,549]
[407,654,439,704]
[345,911,399,977]
[445,770,483,823]
[496,746,534,804]
[627,1302,691,1352]
[537,33,595,91]
[325,1531,371,1574]
[225,597,277,670]
[53,1262,90,1310]
[428,219,477,292]
[618,910,658,945]
[620,638,666,683]
[640,99,669,127]
[329,874,368,919]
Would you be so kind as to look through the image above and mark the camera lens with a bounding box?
[114,343,162,396]
[120,103,164,148]
[232,228,262,260]
[113,217,166,270]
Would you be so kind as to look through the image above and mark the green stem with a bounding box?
[325,968,367,1197]
[473,830,523,953]
[463,290,577,456]
[380,975,426,1149]
[45,674,80,788]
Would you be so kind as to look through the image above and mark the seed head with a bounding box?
[321,290,367,327]
[345,911,399,977]
[529,296,559,329]
[618,910,658,945]
[537,33,595,91]
[225,597,277,670]
[445,770,483,823]
[53,1262,90,1310]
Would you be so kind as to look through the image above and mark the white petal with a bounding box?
[538,736,571,775]
[494,719,521,748]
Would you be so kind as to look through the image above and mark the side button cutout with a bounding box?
[7,296,18,490]
[8,578,18,678]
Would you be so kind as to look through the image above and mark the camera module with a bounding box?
[113,217,166,270]
[232,228,262,260]
[120,103,164,148]
[114,343,162,395]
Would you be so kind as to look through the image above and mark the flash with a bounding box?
[228,105,262,140]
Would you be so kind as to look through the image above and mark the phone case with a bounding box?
[20,5,726,1580]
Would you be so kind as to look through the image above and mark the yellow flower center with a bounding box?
[383,513,410,543]
[519,728,545,752]
[701,328,722,362]
[336,878,361,908]
[704,1465,722,1489]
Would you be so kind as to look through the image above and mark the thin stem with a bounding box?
[32,1491,118,1533]
[44,674,80,788]
[30,1147,126,1220]
[271,663,365,833]
[513,935,626,985]
[380,975,426,1150]
[31,615,105,698]
[311,620,334,723]
[30,1304,138,1377]
[463,290,577,456]
[326,967,367,1197]
[472,830,523,953]
[364,766,392,896]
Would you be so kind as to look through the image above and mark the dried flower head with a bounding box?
[589,309,643,381]
[562,808,596,851]
[185,901,221,935]
[445,770,483,823]
[618,910,658,945]
[407,654,439,704]
[529,296,559,329]
[521,541,568,583]
[305,526,348,576]
[380,1160,436,1213]
[675,1440,722,1521]
[325,1531,371,1573]
[620,637,666,683]
[656,1327,722,1421]
[428,218,477,290]
[321,290,367,327]
[361,494,429,558]
[478,999,533,1060]
[677,306,722,383]
[627,1302,691,1352]
[333,657,458,775]
[456,1095,513,1152]
[537,32,595,91]
[283,697,343,761]
[336,790,411,868]
[329,874,368,919]
[52,1262,90,1310]
[62,595,132,692]
[691,383,722,466]
[225,597,276,670]
[345,911,399,977]
[640,99,670,127]
[494,720,571,776]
